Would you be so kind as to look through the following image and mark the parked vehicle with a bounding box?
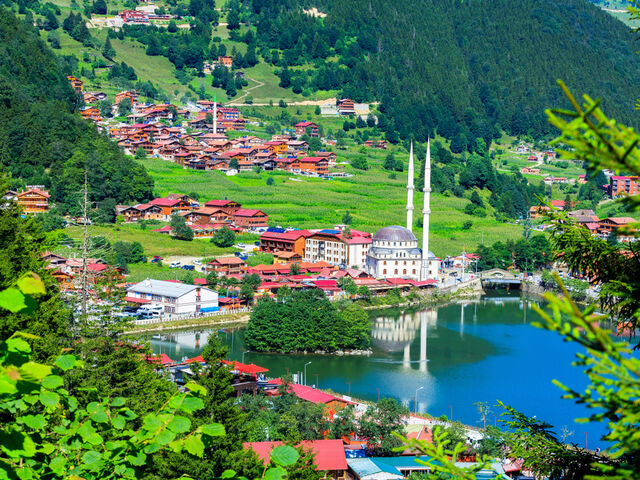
[181,265,195,271]
[137,305,163,319]
[169,261,181,268]
[193,259,202,265]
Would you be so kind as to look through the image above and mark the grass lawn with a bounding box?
[137,156,524,257]
[57,224,236,258]
[126,263,206,283]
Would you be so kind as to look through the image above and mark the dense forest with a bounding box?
[247,0,640,144]
[0,9,153,217]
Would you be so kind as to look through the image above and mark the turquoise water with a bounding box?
[149,293,610,448]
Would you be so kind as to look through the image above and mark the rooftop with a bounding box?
[127,278,209,298]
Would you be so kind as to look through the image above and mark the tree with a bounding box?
[134,147,147,159]
[308,137,322,151]
[357,285,372,302]
[227,8,240,29]
[93,0,107,14]
[289,262,300,275]
[170,214,194,241]
[342,211,353,225]
[351,156,369,170]
[206,270,219,287]
[470,190,484,207]
[102,36,116,60]
[44,9,59,30]
[117,97,132,117]
[211,226,235,247]
[383,153,396,170]
[266,176,274,186]
[358,398,409,456]
[229,158,239,170]
[168,19,178,32]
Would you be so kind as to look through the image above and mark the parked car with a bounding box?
[193,259,202,265]
[137,305,163,318]
[181,265,195,271]
[169,261,181,268]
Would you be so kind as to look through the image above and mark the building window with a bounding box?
[394,269,398,275]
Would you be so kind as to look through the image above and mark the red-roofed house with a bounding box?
[291,156,329,175]
[304,229,372,269]
[609,175,639,198]
[260,230,312,256]
[16,187,50,214]
[233,209,269,229]
[204,199,241,215]
[150,196,193,219]
[244,440,347,478]
[597,217,638,241]
[266,379,353,414]
[204,257,248,276]
[294,121,319,137]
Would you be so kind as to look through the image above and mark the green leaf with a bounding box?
[221,470,237,479]
[167,415,191,434]
[87,403,108,423]
[22,415,46,430]
[125,451,147,466]
[49,456,67,475]
[7,337,31,353]
[39,391,60,408]
[184,381,207,396]
[0,288,27,313]
[54,355,77,371]
[17,274,46,295]
[110,397,126,407]
[264,466,287,480]
[270,445,299,467]
[0,430,36,458]
[154,428,176,446]
[42,375,64,389]
[82,450,103,466]
[19,362,51,382]
[111,415,126,430]
[183,434,204,457]
[177,395,204,414]
[142,414,164,431]
[0,377,17,395]
[199,423,225,437]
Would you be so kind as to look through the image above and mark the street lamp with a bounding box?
[414,386,424,415]
[376,388,381,402]
[346,382,351,396]
[242,350,249,363]
[304,361,312,386]
[449,405,453,422]
[315,374,319,387]
[493,414,497,427]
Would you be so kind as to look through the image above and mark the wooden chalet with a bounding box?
[233,209,269,229]
[16,187,50,213]
[294,121,319,137]
[204,257,248,276]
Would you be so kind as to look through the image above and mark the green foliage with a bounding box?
[0,332,224,480]
[351,156,369,170]
[359,398,408,456]
[211,226,236,247]
[0,10,153,214]
[245,289,371,352]
[170,214,194,241]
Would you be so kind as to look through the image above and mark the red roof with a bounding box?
[150,197,181,207]
[298,156,326,164]
[221,360,268,375]
[205,199,236,207]
[244,440,347,471]
[295,121,317,128]
[234,209,266,217]
[550,200,566,207]
[145,353,174,365]
[194,278,207,285]
[208,256,246,265]
[269,378,351,405]
[87,263,109,272]
[260,230,312,242]
[124,296,150,304]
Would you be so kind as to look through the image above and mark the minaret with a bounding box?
[420,139,432,281]
[213,96,217,135]
[406,142,415,231]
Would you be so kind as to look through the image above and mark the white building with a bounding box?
[366,140,439,281]
[126,279,218,315]
[303,228,372,269]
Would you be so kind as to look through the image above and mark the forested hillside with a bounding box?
[250,0,640,144]
[0,9,153,218]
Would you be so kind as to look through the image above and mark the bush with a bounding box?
[211,226,235,247]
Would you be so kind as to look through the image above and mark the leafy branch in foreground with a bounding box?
[528,274,640,479]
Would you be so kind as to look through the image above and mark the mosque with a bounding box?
[366,140,440,281]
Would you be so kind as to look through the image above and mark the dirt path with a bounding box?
[226,77,265,106]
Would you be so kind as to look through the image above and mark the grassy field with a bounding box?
[126,263,206,283]
[137,154,524,257]
[57,224,237,258]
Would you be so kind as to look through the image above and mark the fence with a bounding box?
[134,307,251,326]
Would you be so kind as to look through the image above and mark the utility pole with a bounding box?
[81,169,88,317]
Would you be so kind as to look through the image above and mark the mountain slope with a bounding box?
[0,8,154,217]
[253,0,640,144]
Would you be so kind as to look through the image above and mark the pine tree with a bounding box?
[102,36,116,59]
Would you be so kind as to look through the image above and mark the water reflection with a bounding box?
[147,294,604,448]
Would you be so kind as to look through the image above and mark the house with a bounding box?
[119,10,149,23]
[115,91,138,105]
[336,98,355,115]
[66,76,83,93]
[86,263,125,286]
[567,209,599,224]
[273,251,303,264]
[265,379,353,414]
[233,209,269,229]
[204,257,248,276]
[363,140,387,149]
[263,140,288,155]
[204,199,241,215]
[16,186,50,213]
[218,55,233,67]
[597,217,638,240]
[609,176,639,198]
[577,174,587,184]
[313,151,338,166]
[303,229,372,269]
[260,230,311,256]
[80,106,102,122]
[543,176,569,185]
[126,279,218,315]
[291,157,329,176]
[183,207,230,225]
[150,197,193,219]
[245,440,348,480]
[42,252,68,270]
[118,203,164,222]
[520,167,540,175]
[294,121,319,137]
[51,270,75,290]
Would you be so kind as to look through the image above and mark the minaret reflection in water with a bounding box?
[370,308,438,413]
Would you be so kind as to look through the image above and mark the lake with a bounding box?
[149,292,608,448]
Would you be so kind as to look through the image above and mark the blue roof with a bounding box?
[347,458,403,478]
[319,229,341,234]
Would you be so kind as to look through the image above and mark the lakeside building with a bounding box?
[366,141,439,281]
[126,279,218,315]
[303,228,372,269]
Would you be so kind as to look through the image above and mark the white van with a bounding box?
[169,261,181,268]
[137,305,163,318]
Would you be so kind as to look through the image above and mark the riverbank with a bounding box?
[123,312,250,335]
